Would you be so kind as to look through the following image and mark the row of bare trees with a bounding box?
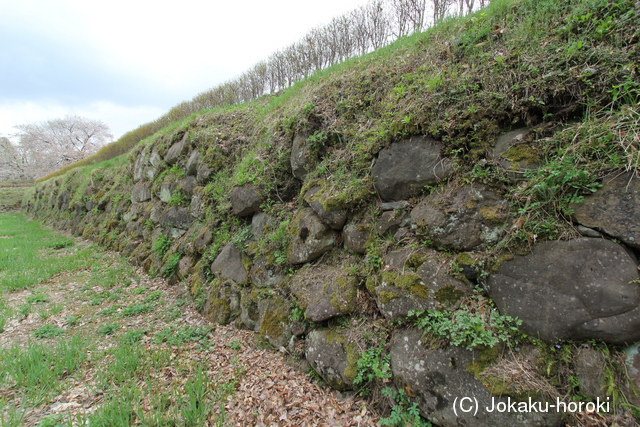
[162,0,489,122]
[3,0,489,183]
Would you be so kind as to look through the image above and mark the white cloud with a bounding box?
[0,0,369,141]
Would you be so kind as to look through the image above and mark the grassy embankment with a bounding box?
[0,181,34,212]
[18,0,640,423]
[0,213,239,426]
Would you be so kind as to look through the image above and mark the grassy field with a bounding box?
[0,213,374,426]
[0,185,27,212]
[0,213,239,426]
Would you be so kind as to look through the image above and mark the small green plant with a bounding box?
[354,346,391,394]
[290,305,305,322]
[121,303,154,317]
[26,293,50,304]
[181,365,212,425]
[154,325,212,346]
[65,315,81,326]
[144,290,163,303]
[152,234,171,257]
[88,297,104,306]
[96,323,121,336]
[1,399,26,426]
[45,238,74,250]
[32,324,64,339]
[121,329,147,345]
[17,303,31,319]
[168,190,188,207]
[379,387,431,426]
[227,339,242,351]
[131,286,149,295]
[37,303,64,320]
[409,308,522,350]
[163,252,182,278]
[36,414,64,427]
[99,306,118,316]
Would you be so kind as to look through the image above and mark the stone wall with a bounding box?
[22,120,640,425]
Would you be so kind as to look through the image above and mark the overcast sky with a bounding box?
[0,0,369,141]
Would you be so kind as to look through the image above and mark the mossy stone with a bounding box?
[258,297,290,347]
[503,144,541,166]
[381,271,429,300]
[434,285,465,306]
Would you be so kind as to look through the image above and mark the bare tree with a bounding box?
[390,0,427,36]
[13,115,113,179]
[431,0,455,21]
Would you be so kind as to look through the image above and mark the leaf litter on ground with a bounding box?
[0,239,377,426]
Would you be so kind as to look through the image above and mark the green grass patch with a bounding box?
[32,324,64,339]
[0,336,87,404]
[96,323,121,336]
[153,325,212,346]
[121,303,154,317]
[0,214,98,292]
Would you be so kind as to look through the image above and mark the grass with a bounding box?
[0,186,29,211]
[0,213,241,425]
[0,214,97,291]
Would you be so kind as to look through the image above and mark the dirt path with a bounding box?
[0,250,378,426]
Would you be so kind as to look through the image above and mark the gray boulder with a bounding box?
[305,329,359,391]
[131,182,152,203]
[625,343,640,406]
[210,243,249,285]
[367,250,469,320]
[133,149,162,181]
[196,163,212,184]
[185,150,201,176]
[290,134,313,180]
[249,256,286,288]
[291,265,357,322]
[230,184,263,217]
[165,133,189,165]
[342,218,372,254]
[304,185,348,230]
[251,212,276,240]
[287,209,336,264]
[203,281,239,325]
[190,187,205,219]
[574,347,607,401]
[377,210,409,235]
[390,329,562,427]
[372,137,453,201]
[572,172,640,248]
[487,238,640,344]
[258,297,290,348]
[159,206,193,230]
[491,128,540,181]
[410,183,508,251]
[240,290,259,331]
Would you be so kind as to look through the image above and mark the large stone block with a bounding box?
[230,184,263,217]
[410,183,508,251]
[372,137,453,201]
[210,243,249,284]
[390,329,561,427]
[291,265,357,322]
[305,329,359,391]
[287,209,336,265]
[487,238,640,344]
[572,172,640,248]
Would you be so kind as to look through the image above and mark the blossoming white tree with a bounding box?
[13,115,113,179]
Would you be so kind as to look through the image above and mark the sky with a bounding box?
[0,0,369,141]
